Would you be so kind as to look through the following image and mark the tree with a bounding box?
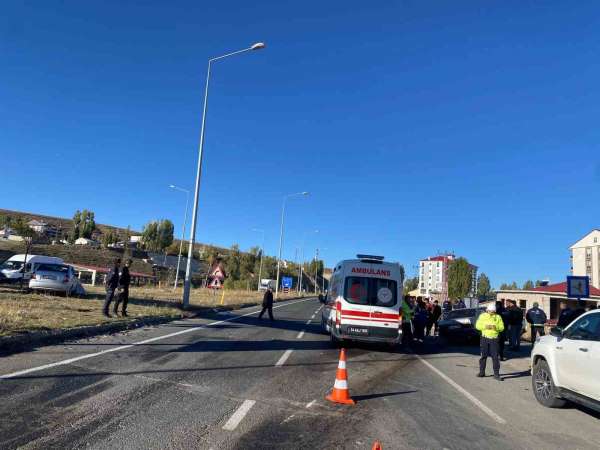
[80,210,96,239]
[500,281,518,290]
[447,257,473,300]
[403,276,419,294]
[141,219,174,252]
[477,273,492,298]
[11,216,36,239]
[101,229,118,248]
[523,280,534,290]
[535,280,544,287]
[71,210,82,241]
[225,244,241,281]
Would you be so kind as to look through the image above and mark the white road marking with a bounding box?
[416,355,507,424]
[275,349,293,367]
[305,318,313,325]
[306,399,316,409]
[223,399,256,431]
[296,330,305,339]
[0,297,314,380]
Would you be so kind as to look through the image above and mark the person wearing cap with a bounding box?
[526,302,547,347]
[475,302,505,381]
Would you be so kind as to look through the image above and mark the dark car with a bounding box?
[438,307,485,342]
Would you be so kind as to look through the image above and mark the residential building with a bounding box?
[570,229,600,289]
[74,237,100,247]
[418,254,478,301]
[27,219,48,234]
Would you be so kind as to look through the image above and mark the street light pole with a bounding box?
[275,191,309,299]
[182,42,265,309]
[252,228,265,291]
[169,184,190,290]
[298,229,318,296]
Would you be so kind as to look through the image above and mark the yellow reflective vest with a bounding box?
[475,312,505,339]
[401,301,414,323]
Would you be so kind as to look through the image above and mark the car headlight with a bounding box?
[456,318,471,325]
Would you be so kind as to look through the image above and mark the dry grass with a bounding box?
[0,286,181,337]
[85,285,309,308]
[0,283,309,338]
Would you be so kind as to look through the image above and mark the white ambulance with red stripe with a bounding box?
[321,255,403,346]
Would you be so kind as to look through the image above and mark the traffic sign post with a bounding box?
[566,276,590,301]
[282,276,293,294]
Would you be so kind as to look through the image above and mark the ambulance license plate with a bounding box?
[348,327,369,336]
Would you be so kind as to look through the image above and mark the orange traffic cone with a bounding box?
[372,440,383,450]
[326,348,355,405]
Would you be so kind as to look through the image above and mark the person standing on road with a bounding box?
[557,301,573,329]
[526,302,547,346]
[475,302,504,381]
[401,297,415,348]
[442,299,452,315]
[507,301,523,351]
[496,301,508,361]
[427,300,442,336]
[412,300,428,343]
[114,259,132,317]
[102,258,121,318]
[258,287,274,321]
[454,298,466,310]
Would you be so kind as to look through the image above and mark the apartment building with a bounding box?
[570,229,600,289]
[418,254,478,301]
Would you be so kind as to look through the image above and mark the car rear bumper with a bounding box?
[29,281,70,292]
[334,323,401,343]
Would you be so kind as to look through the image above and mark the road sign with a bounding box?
[567,276,590,299]
[282,277,293,289]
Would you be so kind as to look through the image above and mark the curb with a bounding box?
[0,295,312,356]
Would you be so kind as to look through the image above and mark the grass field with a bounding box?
[0,286,181,337]
[0,285,308,338]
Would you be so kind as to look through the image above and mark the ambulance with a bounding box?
[321,255,403,347]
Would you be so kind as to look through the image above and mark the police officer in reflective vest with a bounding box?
[475,302,505,381]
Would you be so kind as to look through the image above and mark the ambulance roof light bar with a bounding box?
[357,254,385,262]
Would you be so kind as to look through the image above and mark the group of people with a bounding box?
[102,258,131,318]
[401,297,443,347]
[476,299,595,381]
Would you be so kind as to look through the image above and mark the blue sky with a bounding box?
[2,1,599,288]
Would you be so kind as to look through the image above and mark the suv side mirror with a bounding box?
[550,326,563,338]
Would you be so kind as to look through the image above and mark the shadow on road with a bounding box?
[353,390,418,402]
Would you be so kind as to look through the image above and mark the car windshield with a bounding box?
[445,309,478,319]
[344,277,397,307]
[36,264,68,273]
[1,260,24,271]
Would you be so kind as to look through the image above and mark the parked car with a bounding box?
[531,310,600,412]
[438,307,485,342]
[29,263,85,296]
[0,254,64,284]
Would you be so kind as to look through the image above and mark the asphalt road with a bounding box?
[1,297,599,449]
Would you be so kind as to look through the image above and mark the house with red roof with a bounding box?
[496,282,600,327]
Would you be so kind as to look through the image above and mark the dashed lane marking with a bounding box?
[223,400,256,431]
[306,400,316,409]
[275,349,293,367]
[416,355,507,424]
[296,330,305,339]
[0,297,315,380]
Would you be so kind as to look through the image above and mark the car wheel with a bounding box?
[330,331,342,348]
[532,359,567,408]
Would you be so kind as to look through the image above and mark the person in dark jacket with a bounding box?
[427,301,442,336]
[496,301,508,361]
[412,300,428,342]
[259,287,274,320]
[102,258,121,318]
[454,299,466,310]
[506,301,523,350]
[442,299,452,314]
[114,259,132,317]
[557,301,573,329]
[526,302,547,346]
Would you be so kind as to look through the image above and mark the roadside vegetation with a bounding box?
[0,286,181,337]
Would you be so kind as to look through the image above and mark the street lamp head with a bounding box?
[302,191,310,196]
[251,42,266,50]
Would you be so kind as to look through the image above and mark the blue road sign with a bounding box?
[567,276,590,299]
[282,277,293,289]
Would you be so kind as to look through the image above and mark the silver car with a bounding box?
[29,263,85,296]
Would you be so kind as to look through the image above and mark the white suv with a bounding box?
[531,310,600,412]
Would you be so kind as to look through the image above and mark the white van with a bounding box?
[0,254,64,283]
[321,255,403,347]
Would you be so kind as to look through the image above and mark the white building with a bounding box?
[570,229,600,289]
[28,219,48,234]
[74,237,100,247]
[418,254,478,301]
